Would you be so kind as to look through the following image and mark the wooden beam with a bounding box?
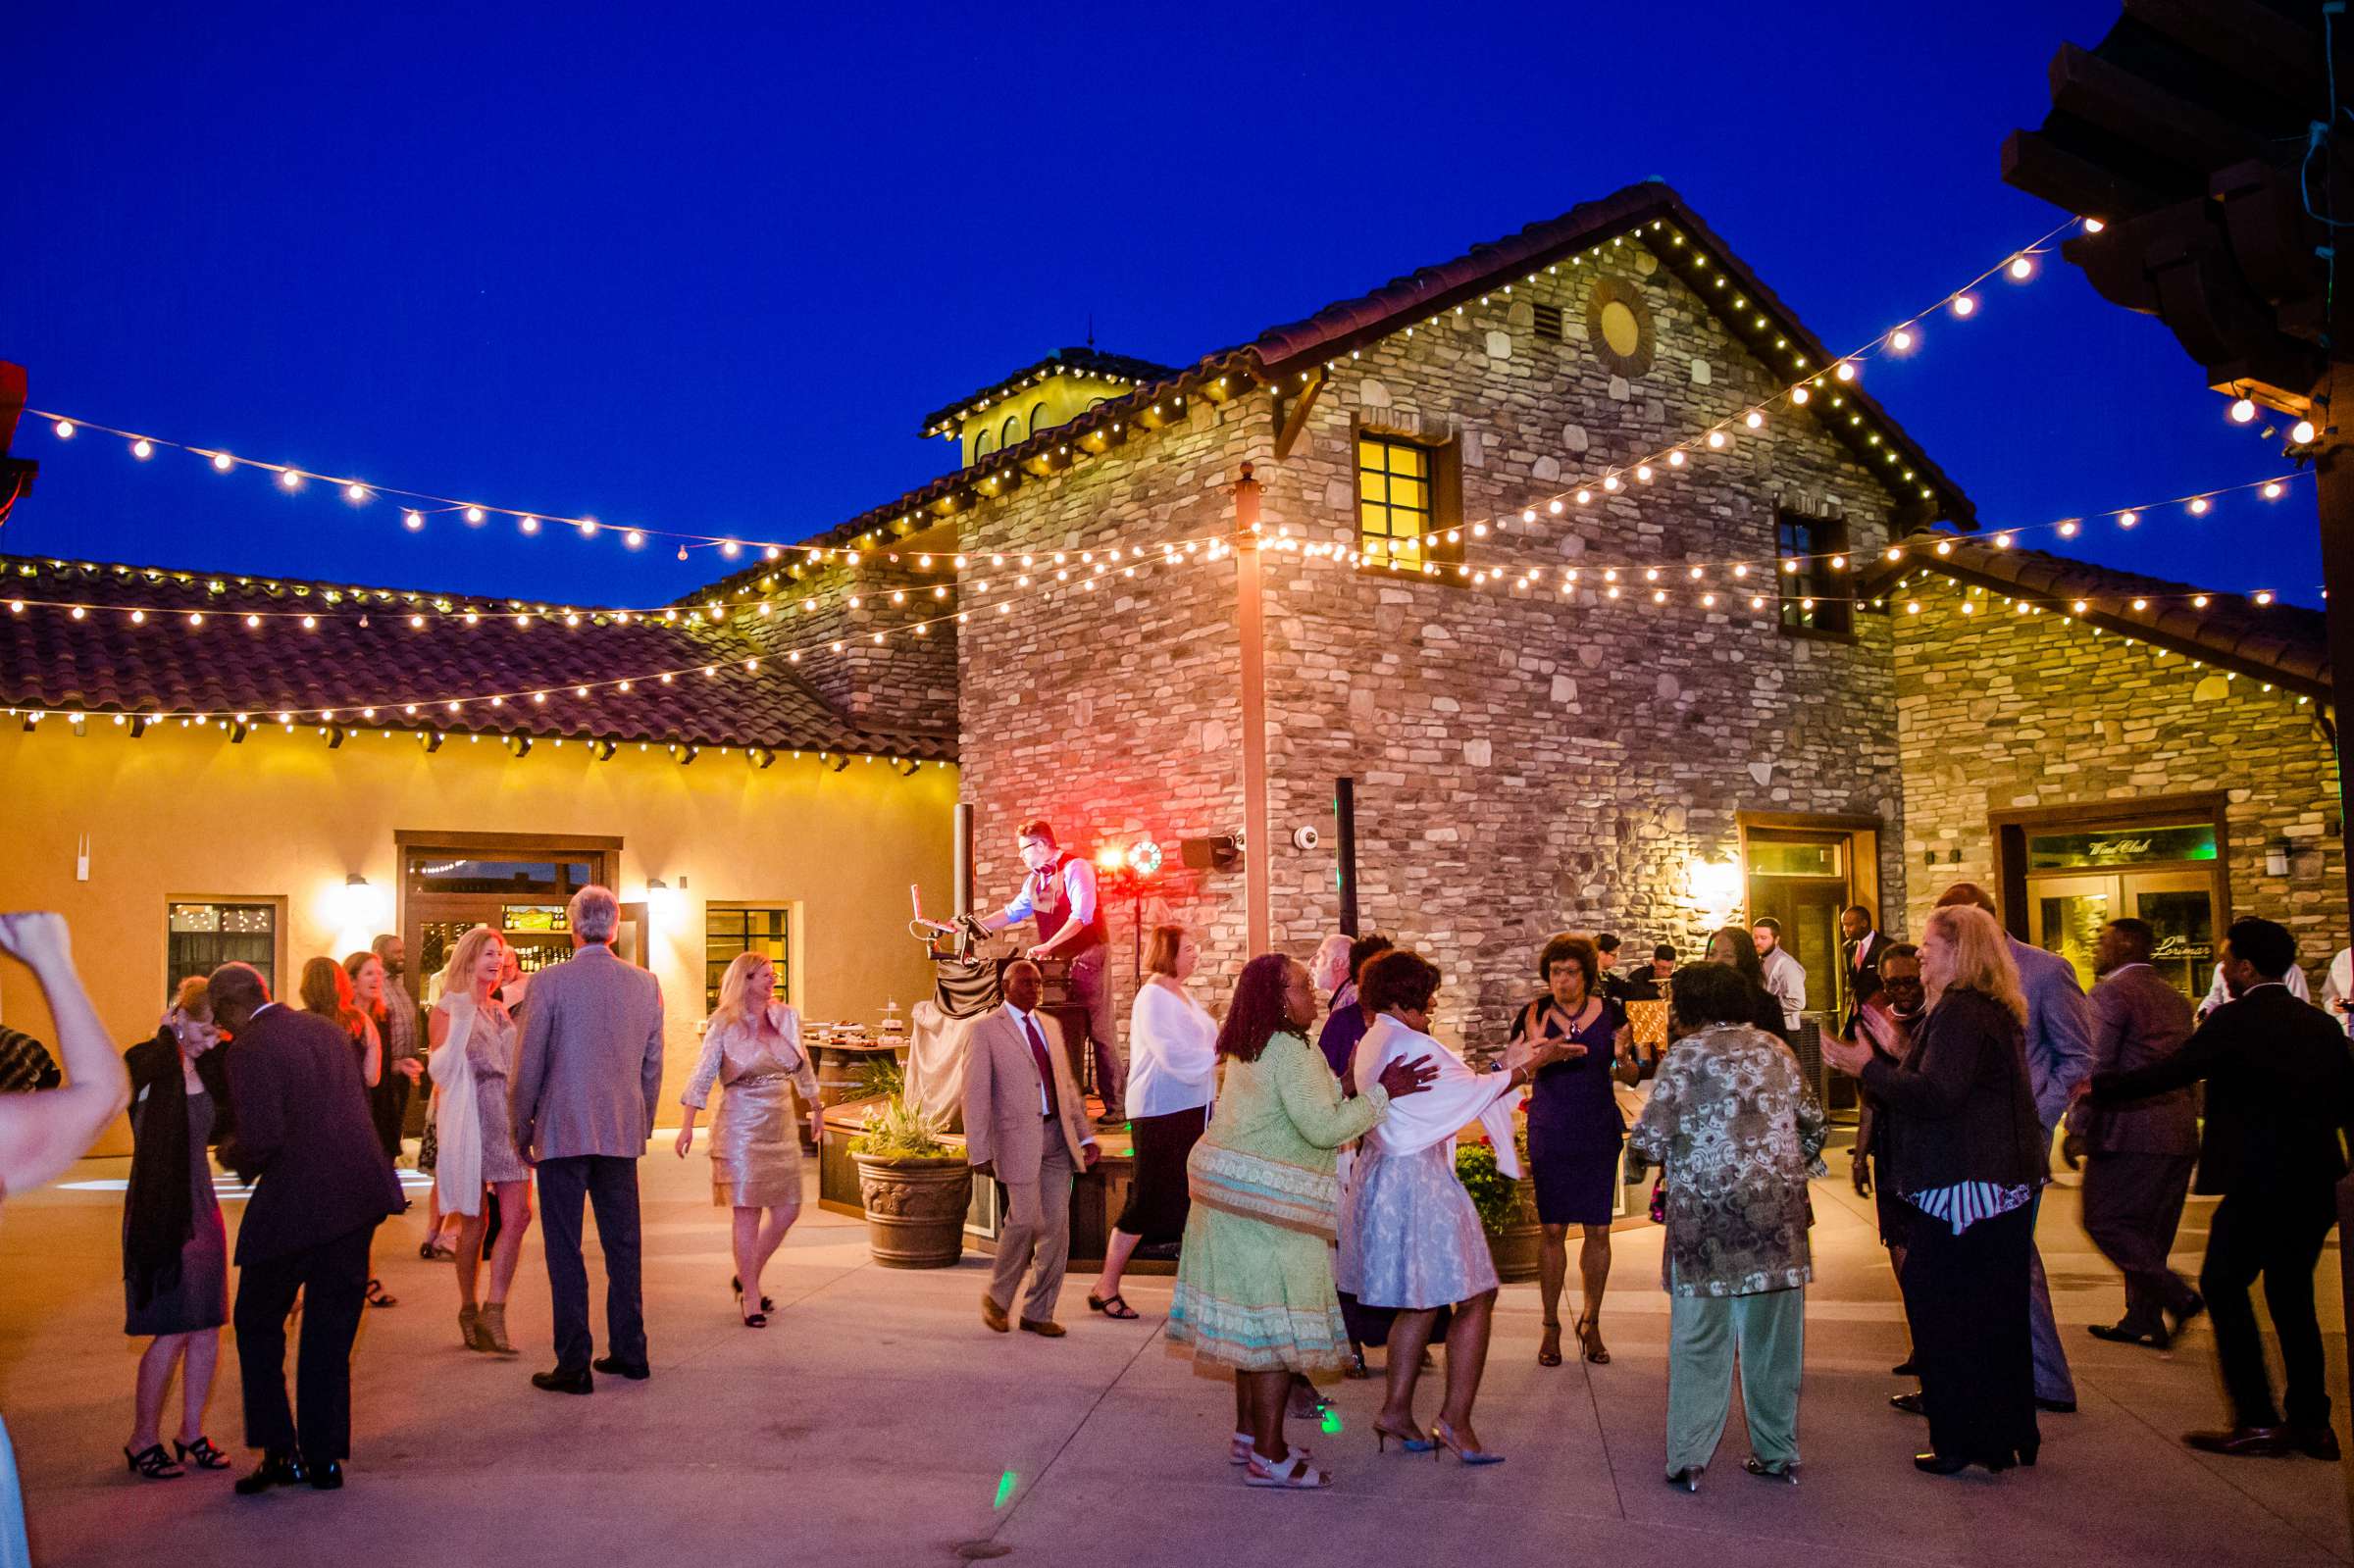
[2123,0,2325,108]
[1272,370,1324,462]
[2000,126,2168,223]
[2050,41,2264,176]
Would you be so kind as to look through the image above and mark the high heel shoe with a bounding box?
[173,1436,231,1472]
[124,1443,183,1481]
[476,1301,519,1356]
[1374,1420,1435,1454]
[1538,1321,1563,1368]
[1432,1420,1506,1465]
[731,1276,775,1314]
[1573,1313,1611,1365]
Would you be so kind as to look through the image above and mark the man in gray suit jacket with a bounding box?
[2074,918,2203,1346]
[965,960,1100,1336]
[511,885,664,1393]
[1937,883,2091,1412]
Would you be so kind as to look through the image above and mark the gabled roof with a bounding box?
[696,180,1977,601]
[1859,534,2328,699]
[0,555,955,759]
[916,347,1176,438]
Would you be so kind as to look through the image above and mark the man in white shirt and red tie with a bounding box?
[977,820,1125,1126]
[964,960,1100,1337]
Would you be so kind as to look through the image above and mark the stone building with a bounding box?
[1868,535,2343,995]
[700,180,1986,1048]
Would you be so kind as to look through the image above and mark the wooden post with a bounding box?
[2311,360,2354,1533]
[1234,465,1271,955]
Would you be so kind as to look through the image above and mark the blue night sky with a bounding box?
[1,1,2319,608]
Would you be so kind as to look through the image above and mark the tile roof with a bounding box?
[698,179,1976,600]
[916,347,1177,437]
[0,555,955,759]
[1861,534,2328,697]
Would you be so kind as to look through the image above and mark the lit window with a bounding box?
[973,429,996,461]
[1357,435,1458,568]
[1001,413,1022,449]
[168,901,278,994]
[705,906,793,1012]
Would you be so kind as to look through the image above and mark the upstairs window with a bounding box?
[1356,434,1461,571]
[1775,510,1853,637]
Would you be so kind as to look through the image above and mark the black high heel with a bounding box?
[174,1436,231,1471]
[124,1443,183,1481]
[731,1276,775,1314]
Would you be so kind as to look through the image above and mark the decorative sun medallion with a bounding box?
[1588,276,1654,379]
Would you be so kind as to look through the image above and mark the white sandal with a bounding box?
[1245,1448,1331,1489]
[1231,1432,1313,1466]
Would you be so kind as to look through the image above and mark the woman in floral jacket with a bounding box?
[1629,962,1827,1492]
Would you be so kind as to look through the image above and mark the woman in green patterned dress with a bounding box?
[1167,953,1437,1490]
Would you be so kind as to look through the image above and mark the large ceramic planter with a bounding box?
[851,1153,971,1269]
[1486,1172,1543,1284]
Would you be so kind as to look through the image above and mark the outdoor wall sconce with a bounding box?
[676,744,699,766]
[592,738,618,761]
[826,753,849,773]
[505,734,533,759]
[895,758,920,777]
[2266,839,2292,878]
[128,716,148,738]
[326,725,348,749]
[1688,857,1743,918]
[229,721,250,744]
[418,731,442,753]
[335,873,386,929]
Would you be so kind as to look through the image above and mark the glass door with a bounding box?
[2028,874,2116,992]
[2125,871,2218,998]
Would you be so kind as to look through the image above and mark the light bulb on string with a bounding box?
[130,438,153,460]
[2228,397,2257,425]
[2293,420,2319,445]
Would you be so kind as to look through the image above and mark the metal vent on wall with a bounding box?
[1532,302,1564,340]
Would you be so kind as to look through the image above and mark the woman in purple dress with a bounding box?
[1511,933,1639,1368]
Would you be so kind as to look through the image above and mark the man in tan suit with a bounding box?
[965,960,1100,1336]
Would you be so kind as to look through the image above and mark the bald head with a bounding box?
[1935,882,1999,917]
[207,962,270,1033]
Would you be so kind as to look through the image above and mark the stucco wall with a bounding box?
[0,723,956,1153]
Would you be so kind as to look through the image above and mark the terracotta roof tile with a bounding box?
[0,555,955,759]
[916,347,1177,436]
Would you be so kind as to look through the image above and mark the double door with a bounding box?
[2026,869,2217,999]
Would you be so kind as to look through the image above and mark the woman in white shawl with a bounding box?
[1338,949,1568,1463]
[428,926,536,1355]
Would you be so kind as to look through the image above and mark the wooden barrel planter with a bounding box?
[1487,1170,1544,1284]
[851,1153,972,1269]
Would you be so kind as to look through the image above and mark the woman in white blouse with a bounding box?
[675,952,820,1328]
[1088,924,1217,1320]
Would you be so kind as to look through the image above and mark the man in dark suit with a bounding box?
[209,962,405,1494]
[2085,917,2354,1459]
[2073,918,2203,1347]
[511,885,665,1393]
[1839,904,1887,1035]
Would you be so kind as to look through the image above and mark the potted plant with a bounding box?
[1455,1131,1543,1284]
[848,1094,971,1269]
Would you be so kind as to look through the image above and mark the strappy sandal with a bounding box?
[364,1279,397,1308]
[123,1443,183,1480]
[1574,1313,1611,1365]
[174,1436,231,1471]
[1087,1291,1140,1320]
[1244,1449,1331,1489]
[1538,1320,1563,1367]
[732,1276,776,1314]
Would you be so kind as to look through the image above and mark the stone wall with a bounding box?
[728,551,960,741]
[940,230,1920,1048]
[1254,233,1911,1047]
[1894,582,2346,986]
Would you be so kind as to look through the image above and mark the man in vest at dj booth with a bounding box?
[975,820,1124,1128]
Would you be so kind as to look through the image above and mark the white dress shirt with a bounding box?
[2202,957,2310,1015]
[1761,946,1808,1030]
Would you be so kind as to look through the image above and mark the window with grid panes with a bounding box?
[705,906,792,1011]
[168,902,277,994]
[1775,511,1853,636]
[1357,435,1440,567]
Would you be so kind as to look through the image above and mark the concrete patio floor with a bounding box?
[1,1140,2347,1568]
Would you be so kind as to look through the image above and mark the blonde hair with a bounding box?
[438,925,504,1000]
[172,976,213,1022]
[1924,904,2027,1026]
[1146,925,1190,978]
[709,950,778,1035]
